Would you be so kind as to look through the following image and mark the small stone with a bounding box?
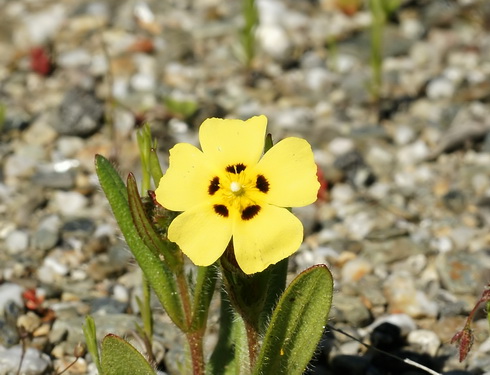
[33,323,51,338]
[57,137,85,158]
[0,283,24,317]
[113,284,129,303]
[407,329,441,357]
[256,24,291,60]
[383,271,438,318]
[0,319,20,347]
[17,312,42,334]
[54,87,104,137]
[442,189,466,213]
[31,228,59,251]
[393,124,416,145]
[53,191,88,216]
[48,326,68,345]
[0,346,51,375]
[331,295,372,327]
[22,115,58,146]
[437,252,487,295]
[341,258,373,284]
[61,217,96,238]
[5,230,29,254]
[426,77,456,99]
[32,168,76,189]
[328,137,355,156]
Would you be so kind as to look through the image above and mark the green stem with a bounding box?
[176,272,205,375]
[245,322,259,370]
[141,276,153,341]
[187,330,205,375]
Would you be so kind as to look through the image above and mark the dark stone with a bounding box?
[61,218,96,237]
[54,87,104,137]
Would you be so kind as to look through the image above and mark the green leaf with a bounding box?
[190,266,217,331]
[95,154,185,329]
[149,147,163,184]
[127,173,182,271]
[83,315,102,374]
[101,334,156,375]
[253,265,333,375]
[208,290,248,375]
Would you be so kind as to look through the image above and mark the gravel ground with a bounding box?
[1,0,490,374]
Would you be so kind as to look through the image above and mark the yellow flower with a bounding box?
[155,115,319,274]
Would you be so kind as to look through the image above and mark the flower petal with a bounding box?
[168,203,233,266]
[255,137,319,207]
[232,204,303,274]
[199,115,267,169]
[155,143,217,211]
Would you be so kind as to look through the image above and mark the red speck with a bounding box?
[316,165,329,202]
[22,288,44,310]
[30,47,52,76]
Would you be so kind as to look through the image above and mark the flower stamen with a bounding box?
[230,181,242,193]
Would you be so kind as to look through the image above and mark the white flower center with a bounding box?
[230,181,242,193]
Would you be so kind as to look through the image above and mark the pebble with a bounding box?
[17,312,42,334]
[437,252,487,295]
[340,257,372,284]
[0,283,24,317]
[32,168,76,190]
[383,271,438,318]
[52,191,88,216]
[331,295,372,327]
[407,329,441,357]
[54,87,104,137]
[0,346,51,375]
[5,230,29,254]
[426,77,456,99]
[31,228,59,252]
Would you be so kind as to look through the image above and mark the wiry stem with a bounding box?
[176,272,205,375]
[245,321,260,370]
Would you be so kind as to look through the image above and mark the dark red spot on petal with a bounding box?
[256,175,269,193]
[226,163,247,174]
[214,204,229,217]
[241,205,261,220]
[208,177,220,195]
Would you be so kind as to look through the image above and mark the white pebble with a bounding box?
[113,284,129,303]
[6,230,29,254]
[43,256,69,276]
[328,137,355,156]
[393,125,416,145]
[0,283,24,316]
[426,77,455,99]
[130,73,156,92]
[331,184,355,204]
[341,258,373,284]
[407,329,441,357]
[53,191,88,216]
[256,24,290,60]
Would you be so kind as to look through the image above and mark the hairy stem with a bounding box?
[176,272,205,375]
[245,321,260,370]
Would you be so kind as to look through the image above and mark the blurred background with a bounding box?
[1,0,490,374]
